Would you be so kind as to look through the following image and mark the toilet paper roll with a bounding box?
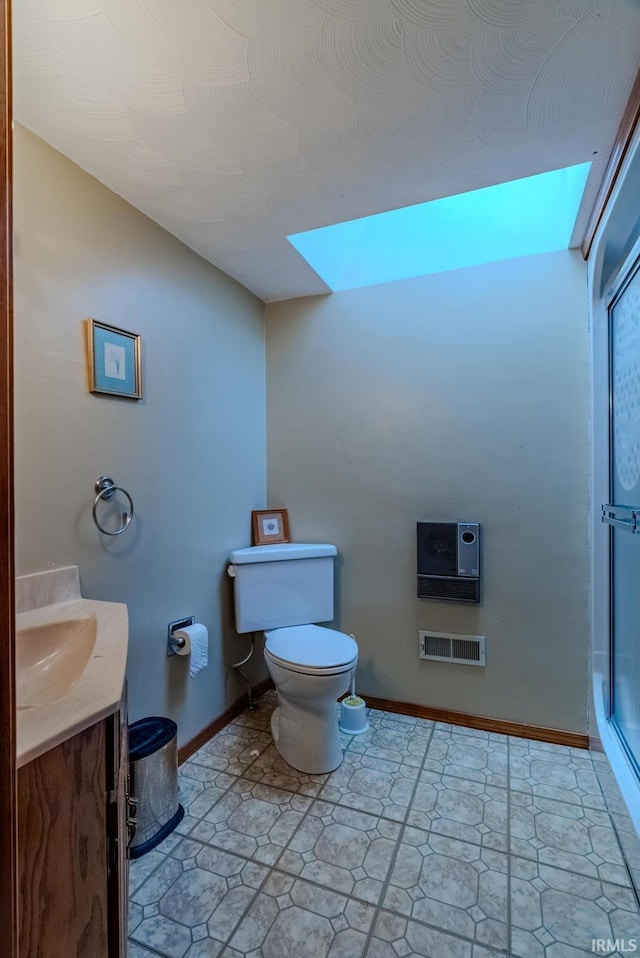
[173,623,208,677]
[173,632,191,656]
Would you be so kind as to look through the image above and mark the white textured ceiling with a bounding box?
[13,0,640,302]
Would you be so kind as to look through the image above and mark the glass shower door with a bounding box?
[605,258,640,774]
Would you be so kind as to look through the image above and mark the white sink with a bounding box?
[16,615,97,708]
[15,567,129,767]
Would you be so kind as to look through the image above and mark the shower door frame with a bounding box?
[589,122,640,834]
[604,252,640,780]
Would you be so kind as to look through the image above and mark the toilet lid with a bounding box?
[264,624,358,670]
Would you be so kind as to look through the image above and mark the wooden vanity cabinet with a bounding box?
[107,702,130,958]
[18,706,129,958]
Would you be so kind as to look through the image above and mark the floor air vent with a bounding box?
[419,631,486,666]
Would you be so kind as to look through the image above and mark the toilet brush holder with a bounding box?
[339,695,369,735]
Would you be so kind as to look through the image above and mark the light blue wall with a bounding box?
[266,250,590,732]
[14,125,268,745]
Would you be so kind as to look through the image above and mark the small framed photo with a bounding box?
[86,319,142,399]
[252,509,290,546]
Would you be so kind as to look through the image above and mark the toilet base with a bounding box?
[270,704,343,774]
[264,652,356,775]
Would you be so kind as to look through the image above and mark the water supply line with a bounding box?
[230,632,256,711]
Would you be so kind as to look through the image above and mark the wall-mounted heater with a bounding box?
[417,521,481,603]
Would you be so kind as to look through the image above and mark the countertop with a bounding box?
[16,566,128,768]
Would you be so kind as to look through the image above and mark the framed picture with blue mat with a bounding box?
[87,318,142,399]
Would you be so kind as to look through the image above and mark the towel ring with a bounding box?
[93,475,134,536]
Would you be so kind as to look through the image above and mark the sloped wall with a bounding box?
[14,125,268,745]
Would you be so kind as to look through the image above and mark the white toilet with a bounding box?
[228,543,358,774]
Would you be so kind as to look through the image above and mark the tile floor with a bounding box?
[128,692,640,958]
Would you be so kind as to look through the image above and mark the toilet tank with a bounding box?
[228,543,337,634]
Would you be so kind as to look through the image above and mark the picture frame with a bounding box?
[252,509,290,546]
[86,318,142,399]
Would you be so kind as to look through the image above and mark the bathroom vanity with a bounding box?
[15,567,130,958]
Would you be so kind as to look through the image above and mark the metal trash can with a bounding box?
[129,716,184,859]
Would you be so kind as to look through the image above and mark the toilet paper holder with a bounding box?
[167,616,195,656]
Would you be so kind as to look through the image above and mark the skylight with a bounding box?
[287,163,591,292]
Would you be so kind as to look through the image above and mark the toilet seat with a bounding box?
[264,624,358,676]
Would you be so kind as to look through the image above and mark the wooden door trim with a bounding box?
[582,69,640,259]
[0,0,16,953]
